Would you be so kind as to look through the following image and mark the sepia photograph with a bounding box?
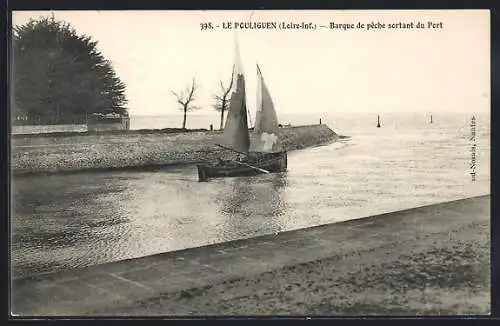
[10,9,490,316]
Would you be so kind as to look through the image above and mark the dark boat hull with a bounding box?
[197,151,287,182]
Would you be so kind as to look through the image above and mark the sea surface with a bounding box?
[11,112,490,278]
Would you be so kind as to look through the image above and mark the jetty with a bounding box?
[12,124,336,176]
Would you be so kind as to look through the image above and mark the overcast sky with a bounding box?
[13,10,490,117]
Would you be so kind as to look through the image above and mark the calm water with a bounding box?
[11,112,490,278]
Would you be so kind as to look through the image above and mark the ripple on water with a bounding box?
[11,115,490,277]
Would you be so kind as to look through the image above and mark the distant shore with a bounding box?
[11,127,211,139]
[12,124,339,176]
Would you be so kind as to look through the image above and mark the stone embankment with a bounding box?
[12,124,339,175]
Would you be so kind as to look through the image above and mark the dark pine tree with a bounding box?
[13,16,128,125]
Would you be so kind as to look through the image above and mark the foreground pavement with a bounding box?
[12,195,490,316]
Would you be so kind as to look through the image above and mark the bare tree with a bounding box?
[212,65,235,130]
[171,77,199,129]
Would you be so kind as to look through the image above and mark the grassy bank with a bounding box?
[12,124,338,175]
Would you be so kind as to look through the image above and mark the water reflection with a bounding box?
[217,173,288,239]
[11,174,133,278]
[11,113,491,278]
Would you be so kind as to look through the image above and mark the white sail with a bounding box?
[251,64,282,153]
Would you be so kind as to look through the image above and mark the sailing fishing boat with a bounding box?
[197,42,287,182]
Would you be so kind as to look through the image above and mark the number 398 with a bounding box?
[200,22,213,30]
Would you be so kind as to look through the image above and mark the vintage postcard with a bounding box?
[10,9,490,316]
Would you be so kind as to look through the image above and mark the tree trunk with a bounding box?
[220,98,227,130]
[220,107,225,130]
[182,105,187,129]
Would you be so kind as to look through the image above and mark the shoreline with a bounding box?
[11,161,205,178]
[12,127,212,138]
[12,195,490,316]
[12,124,338,176]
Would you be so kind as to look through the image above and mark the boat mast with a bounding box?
[247,107,253,128]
